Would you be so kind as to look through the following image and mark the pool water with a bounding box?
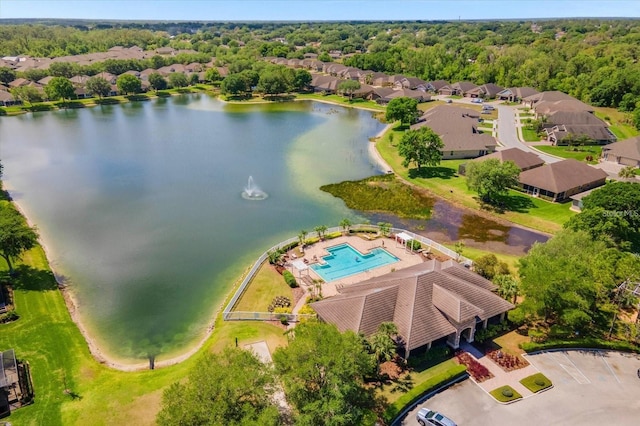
[310,243,399,282]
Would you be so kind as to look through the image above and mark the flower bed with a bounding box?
[486,349,528,371]
[455,350,493,382]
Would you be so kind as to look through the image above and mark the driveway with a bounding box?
[400,350,640,426]
[496,105,560,164]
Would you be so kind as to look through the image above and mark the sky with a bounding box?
[1,0,639,21]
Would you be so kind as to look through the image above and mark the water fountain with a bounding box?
[241,176,268,200]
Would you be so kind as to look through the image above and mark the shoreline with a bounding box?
[6,188,221,372]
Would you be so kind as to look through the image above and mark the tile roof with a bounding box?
[312,260,513,352]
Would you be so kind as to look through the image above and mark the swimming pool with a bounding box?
[310,243,399,282]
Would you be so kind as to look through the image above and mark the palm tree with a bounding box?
[298,229,308,248]
[619,166,637,179]
[377,322,398,338]
[369,332,397,373]
[314,225,328,240]
[377,222,392,237]
[339,218,352,235]
[493,274,519,304]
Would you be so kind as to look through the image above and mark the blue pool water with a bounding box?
[310,243,399,282]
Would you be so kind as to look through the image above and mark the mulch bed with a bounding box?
[291,286,306,307]
[486,349,529,371]
[455,350,494,382]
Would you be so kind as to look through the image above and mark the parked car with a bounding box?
[416,408,457,426]
[481,105,495,110]
[471,98,483,103]
[445,99,452,103]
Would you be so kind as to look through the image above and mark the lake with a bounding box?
[0,95,546,364]
[0,96,385,362]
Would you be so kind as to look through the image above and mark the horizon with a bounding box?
[1,1,640,22]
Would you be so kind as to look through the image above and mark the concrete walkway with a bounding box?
[459,342,541,401]
[496,105,561,164]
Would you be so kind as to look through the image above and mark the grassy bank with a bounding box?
[296,93,385,111]
[0,226,287,425]
[375,126,574,233]
[233,261,292,312]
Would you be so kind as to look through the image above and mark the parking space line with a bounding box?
[560,352,591,384]
[599,352,621,384]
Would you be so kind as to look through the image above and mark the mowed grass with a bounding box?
[296,93,385,111]
[233,261,292,312]
[377,359,460,404]
[594,107,639,140]
[521,127,541,142]
[534,145,601,163]
[0,206,287,425]
[376,128,573,233]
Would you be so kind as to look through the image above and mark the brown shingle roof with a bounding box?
[411,105,497,152]
[312,260,513,352]
[471,147,544,171]
[519,159,608,194]
[601,136,640,162]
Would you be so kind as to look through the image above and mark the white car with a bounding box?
[471,98,483,103]
[416,407,457,426]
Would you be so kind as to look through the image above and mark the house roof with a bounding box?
[548,124,616,142]
[524,90,577,103]
[535,99,594,115]
[471,147,544,171]
[546,110,605,126]
[427,80,449,91]
[451,81,478,93]
[411,105,497,152]
[601,136,640,162]
[467,83,504,97]
[312,260,513,351]
[519,159,608,194]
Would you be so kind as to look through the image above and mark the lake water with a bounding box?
[0,95,547,363]
[0,96,385,362]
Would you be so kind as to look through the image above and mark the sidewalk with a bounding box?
[459,342,541,401]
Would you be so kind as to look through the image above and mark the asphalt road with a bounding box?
[400,350,640,426]
[495,105,560,164]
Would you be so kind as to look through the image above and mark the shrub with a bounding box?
[267,296,291,312]
[407,239,422,251]
[0,310,19,323]
[520,373,553,393]
[489,385,522,402]
[282,270,298,288]
[474,321,509,343]
[273,306,292,314]
[407,345,451,369]
[455,351,492,382]
[520,337,640,353]
[297,304,315,315]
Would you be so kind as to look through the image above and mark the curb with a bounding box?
[389,373,469,426]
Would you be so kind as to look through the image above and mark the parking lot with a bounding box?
[400,350,640,426]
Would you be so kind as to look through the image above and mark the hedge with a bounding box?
[383,364,467,423]
[282,270,298,288]
[521,337,640,354]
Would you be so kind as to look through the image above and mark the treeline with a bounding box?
[4,20,640,110]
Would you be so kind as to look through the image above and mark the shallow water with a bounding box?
[0,96,384,361]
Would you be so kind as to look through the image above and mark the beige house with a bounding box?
[312,260,514,357]
[601,136,640,167]
[411,105,497,159]
[459,147,544,175]
[519,159,608,202]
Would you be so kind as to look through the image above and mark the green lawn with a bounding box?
[376,130,572,233]
[521,127,541,142]
[233,262,292,312]
[534,145,601,163]
[594,107,639,140]
[296,93,385,111]
[490,385,522,403]
[0,219,287,425]
[520,373,553,393]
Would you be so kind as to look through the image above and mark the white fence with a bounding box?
[222,224,472,321]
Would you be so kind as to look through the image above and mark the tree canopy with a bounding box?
[44,77,75,102]
[465,159,520,204]
[148,72,168,91]
[116,74,142,95]
[0,203,39,275]
[156,348,280,426]
[272,322,376,426]
[86,76,111,98]
[337,79,361,99]
[397,126,444,170]
[385,97,419,127]
[565,182,640,251]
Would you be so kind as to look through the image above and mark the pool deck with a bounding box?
[287,235,425,297]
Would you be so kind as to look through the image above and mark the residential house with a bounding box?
[426,80,449,93]
[518,158,608,202]
[37,76,55,86]
[496,87,539,102]
[373,88,431,104]
[311,260,514,356]
[411,105,497,159]
[466,83,504,99]
[523,90,582,108]
[459,147,544,175]
[393,77,428,91]
[8,78,30,88]
[543,110,616,145]
[310,73,341,94]
[95,72,117,84]
[601,136,640,167]
[0,90,19,106]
